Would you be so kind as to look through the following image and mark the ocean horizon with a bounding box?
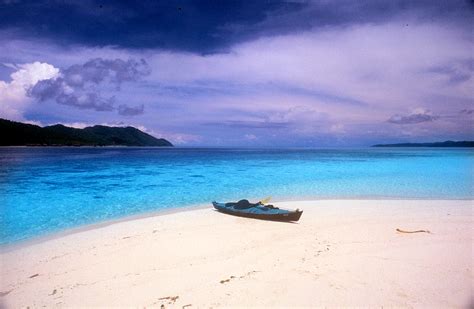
[1,147,473,245]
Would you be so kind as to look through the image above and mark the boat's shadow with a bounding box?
[212,209,300,224]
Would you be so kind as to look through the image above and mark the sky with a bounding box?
[0,0,472,147]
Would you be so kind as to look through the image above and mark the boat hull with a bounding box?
[212,202,303,222]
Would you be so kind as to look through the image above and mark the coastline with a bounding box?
[3,196,472,251]
[0,203,211,253]
[1,199,472,307]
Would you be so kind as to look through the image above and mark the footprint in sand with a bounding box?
[0,290,13,297]
[220,271,259,284]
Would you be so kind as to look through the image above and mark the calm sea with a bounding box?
[1,147,473,245]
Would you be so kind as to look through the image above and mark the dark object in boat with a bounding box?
[212,200,303,222]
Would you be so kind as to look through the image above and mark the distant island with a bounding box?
[0,118,173,147]
[372,141,474,147]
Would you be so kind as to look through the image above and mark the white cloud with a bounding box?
[0,17,472,145]
[147,20,472,114]
[142,20,472,143]
[58,122,90,129]
[0,61,59,120]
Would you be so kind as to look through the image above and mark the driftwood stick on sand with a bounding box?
[396,228,431,234]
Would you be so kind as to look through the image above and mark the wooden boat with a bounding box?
[212,200,303,222]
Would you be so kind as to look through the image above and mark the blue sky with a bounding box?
[0,0,472,146]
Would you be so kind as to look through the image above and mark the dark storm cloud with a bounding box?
[388,110,439,124]
[0,0,471,53]
[28,58,150,115]
[0,0,295,53]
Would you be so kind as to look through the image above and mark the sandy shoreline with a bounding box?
[3,197,471,253]
[0,203,212,253]
[1,199,472,307]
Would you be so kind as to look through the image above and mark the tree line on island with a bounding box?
[0,118,173,147]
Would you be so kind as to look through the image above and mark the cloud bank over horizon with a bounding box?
[29,58,150,114]
[0,0,472,146]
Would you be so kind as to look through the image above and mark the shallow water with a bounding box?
[1,147,473,244]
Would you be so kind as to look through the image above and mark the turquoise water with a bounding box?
[1,147,473,245]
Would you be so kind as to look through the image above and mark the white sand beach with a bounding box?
[1,199,473,308]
